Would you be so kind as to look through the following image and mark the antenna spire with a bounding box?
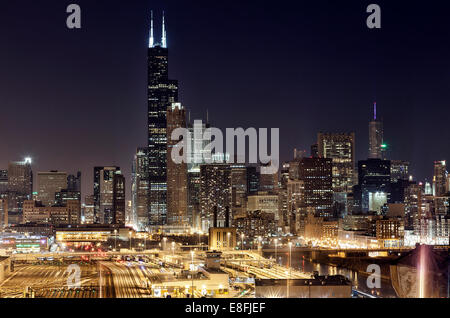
[149,11,154,48]
[374,102,377,120]
[162,11,167,48]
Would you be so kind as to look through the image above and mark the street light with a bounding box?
[171,242,175,256]
[287,241,292,298]
[227,232,231,250]
[114,229,117,251]
[190,250,195,298]
[163,237,167,251]
[274,238,278,265]
[129,231,132,250]
[241,233,245,251]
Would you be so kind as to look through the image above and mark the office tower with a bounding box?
[230,164,248,219]
[8,159,33,198]
[67,172,82,192]
[355,159,391,213]
[83,195,95,224]
[446,175,450,194]
[0,170,8,195]
[166,102,188,225]
[310,144,319,158]
[404,183,424,229]
[187,120,211,229]
[23,199,80,225]
[317,132,354,217]
[368,102,384,159]
[93,166,124,224]
[297,157,333,218]
[7,159,33,215]
[147,11,179,226]
[390,160,410,183]
[246,166,260,195]
[113,172,126,224]
[433,160,447,197]
[0,199,7,228]
[259,162,279,193]
[425,182,433,195]
[132,148,150,231]
[278,162,290,232]
[200,164,232,231]
[37,171,68,206]
[318,132,355,193]
[125,200,132,226]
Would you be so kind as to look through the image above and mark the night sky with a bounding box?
[1,0,450,201]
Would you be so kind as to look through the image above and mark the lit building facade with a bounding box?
[132,148,150,231]
[166,103,188,225]
[200,164,232,231]
[93,167,125,225]
[433,160,448,197]
[37,171,68,206]
[147,13,179,226]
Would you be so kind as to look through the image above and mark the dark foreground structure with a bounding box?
[255,274,352,298]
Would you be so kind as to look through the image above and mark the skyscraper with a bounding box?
[37,171,68,206]
[390,160,410,183]
[7,159,33,215]
[297,157,333,218]
[93,166,124,224]
[186,119,211,229]
[147,11,179,225]
[132,148,150,231]
[368,102,384,159]
[0,170,8,195]
[166,102,188,225]
[200,164,232,231]
[8,159,33,197]
[355,159,391,213]
[317,132,355,193]
[433,160,447,197]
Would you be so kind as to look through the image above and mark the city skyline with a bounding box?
[0,1,449,301]
[1,0,450,201]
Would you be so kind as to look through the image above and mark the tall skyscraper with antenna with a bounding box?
[368,102,384,159]
[147,11,179,225]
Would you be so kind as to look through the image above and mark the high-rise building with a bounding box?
[7,159,33,215]
[390,160,410,183]
[166,102,187,225]
[37,171,68,206]
[433,160,447,197]
[200,164,232,231]
[230,164,248,219]
[93,167,124,224]
[354,159,391,213]
[113,172,126,225]
[187,120,211,229]
[83,195,95,224]
[259,163,279,193]
[368,103,384,159]
[317,132,355,193]
[0,199,7,228]
[147,11,179,226]
[67,172,82,192]
[290,157,333,218]
[8,159,33,197]
[0,170,8,195]
[132,148,150,231]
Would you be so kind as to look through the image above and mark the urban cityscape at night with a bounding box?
[0,0,449,305]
